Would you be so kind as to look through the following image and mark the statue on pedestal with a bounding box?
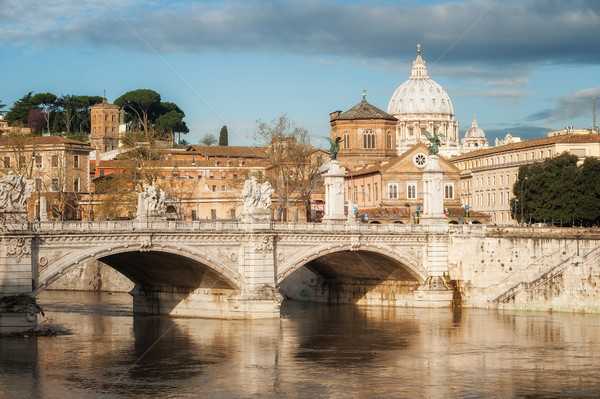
[0,172,33,214]
[325,137,342,161]
[241,177,273,217]
[137,182,167,219]
[424,131,445,155]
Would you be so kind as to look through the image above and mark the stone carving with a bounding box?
[253,235,273,254]
[241,177,273,215]
[0,172,33,213]
[7,238,31,263]
[137,183,166,219]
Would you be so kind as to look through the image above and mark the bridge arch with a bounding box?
[276,242,427,285]
[34,243,243,296]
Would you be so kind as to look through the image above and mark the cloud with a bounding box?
[527,87,600,123]
[3,0,600,70]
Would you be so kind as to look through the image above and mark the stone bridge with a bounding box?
[0,219,452,321]
[2,220,600,333]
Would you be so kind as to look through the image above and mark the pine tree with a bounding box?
[219,125,229,146]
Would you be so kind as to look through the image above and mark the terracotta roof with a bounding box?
[334,99,398,121]
[0,136,92,149]
[97,157,270,169]
[186,145,268,158]
[451,134,600,161]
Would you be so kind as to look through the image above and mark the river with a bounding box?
[1,291,600,398]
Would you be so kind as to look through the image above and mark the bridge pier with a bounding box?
[0,234,41,334]
[414,232,454,307]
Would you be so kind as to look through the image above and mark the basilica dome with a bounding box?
[387,49,454,117]
[465,117,486,138]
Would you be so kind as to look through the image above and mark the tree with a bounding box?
[511,153,600,226]
[219,125,229,146]
[155,110,189,143]
[0,99,5,114]
[5,92,36,125]
[32,92,57,134]
[114,89,161,134]
[201,134,217,146]
[27,109,45,135]
[254,114,324,221]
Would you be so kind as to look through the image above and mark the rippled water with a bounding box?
[1,291,600,398]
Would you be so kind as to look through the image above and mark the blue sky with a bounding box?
[1,0,600,149]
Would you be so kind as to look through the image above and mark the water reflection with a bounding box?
[0,291,600,398]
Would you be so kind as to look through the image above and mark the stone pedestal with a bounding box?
[420,155,446,225]
[322,161,346,222]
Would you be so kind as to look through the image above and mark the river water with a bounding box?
[1,291,600,398]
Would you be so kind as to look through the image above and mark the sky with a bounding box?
[1,0,600,149]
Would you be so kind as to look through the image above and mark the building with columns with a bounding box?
[387,46,461,157]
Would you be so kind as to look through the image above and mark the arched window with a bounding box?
[386,132,392,149]
[444,183,454,199]
[407,183,417,199]
[388,184,398,199]
[363,130,375,149]
[342,132,349,149]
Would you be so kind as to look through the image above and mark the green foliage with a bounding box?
[512,153,600,226]
[114,89,161,133]
[0,99,5,113]
[155,110,189,141]
[219,125,229,146]
[5,92,35,124]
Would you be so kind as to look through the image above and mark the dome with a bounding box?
[465,117,486,138]
[387,48,454,116]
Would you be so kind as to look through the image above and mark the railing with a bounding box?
[17,219,468,235]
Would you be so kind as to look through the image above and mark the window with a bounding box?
[52,155,59,168]
[374,183,378,201]
[221,185,226,191]
[191,210,197,221]
[73,178,80,192]
[408,127,414,136]
[363,130,375,149]
[209,171,214,179]
[211,209,217,219]
[73,155,80,169]
[388,184,398,199]
[35,155,42,168]
[407,183,417,199]
[516,154,519,162]
[221,172,226,179]
[540,150,544,159]
[212,185,216,191]
[342,132,350,149]
[3,157,10,168]
[51,178,59,192]
[230,209,236,219]
[444,183,454,199]
[386,133,392,149]
[100,170,105,177]
[19,156,26,168]
[112,115,115,122]
[233,173,238,179]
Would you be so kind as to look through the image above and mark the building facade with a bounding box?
[0,136,92,220]
[90,99,121,154]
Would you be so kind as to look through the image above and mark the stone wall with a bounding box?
[448,227,600,312]
[47,260,133,293]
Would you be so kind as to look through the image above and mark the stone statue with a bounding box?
[424,131,445,155]
[137,182,166,218]
[326,137,342,161]
[241,177,273,214]
[0,172,33,213]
